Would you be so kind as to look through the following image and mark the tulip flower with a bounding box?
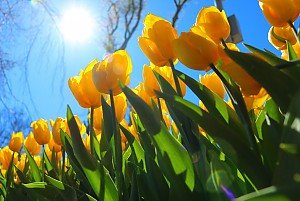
[268,26,297,50]
[0,146,17,170]
[24,132,41,155]
[259,0,299,27]
[8,132,24,152]
[138,14,178,67]
[92,50,132,95]
[200,72,225,99]
[134,83,153,107]
[31,119,51,145]
[93,107,103,133]
[51,117,68,145]
[143,64,186,97]
[173,27,219,71]
[221,61,262,96]
[69,59,102,108]
[48,134,61,152]
[195,6,230,43]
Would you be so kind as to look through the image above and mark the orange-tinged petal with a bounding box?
[138,37,168,66]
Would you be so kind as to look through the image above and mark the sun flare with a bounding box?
[59,7,96,43]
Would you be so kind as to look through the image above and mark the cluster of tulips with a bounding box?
[0,0,300,200]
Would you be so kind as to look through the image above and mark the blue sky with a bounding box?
[4,0,279,131]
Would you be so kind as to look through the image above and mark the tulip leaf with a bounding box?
[210,65,258,153]
[159,92,270,189]
[175,70,245,139]
[120,124,145,166]
[236,185,300,201]
[225,49,299,113]
[243,43,287,66]
[14,166,29,184]
[67,105,118,201]
[153,71,201,154]
[22,182,47,189]
[24,147,42,182]
[121,84,196,194]
[273,90,300,186]
[286,41,297,61]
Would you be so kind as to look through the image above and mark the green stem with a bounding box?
[42,144,45,182]
[209,63,257,152]
[90,107,95,156]
[109,89,123,198]
[169,59,183,97]
[61,147,65,182]
[157,97,165,126]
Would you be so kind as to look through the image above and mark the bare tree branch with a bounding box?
[172,0,189,27]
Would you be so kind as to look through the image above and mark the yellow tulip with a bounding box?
[173,27,219,71]
[268,26,297,50]
[200,72,225,99]
[69,60,102,108]
[259,0,299,27]
[31,119,51,145]
[195,6,230,42]
[24,132,41,155]
[243,88,270,113]
[16,154,26,172]
[107,93,127,122]
[92,50,132,95]
[0,146,17,170]
[93,107,103,132]
[48,134,61,152]
[134,83,153,107]
[51,117,68,145]
[138,14,178,66]
[143,64,186,97]
[8,132,24,152]
[221,61,262,96]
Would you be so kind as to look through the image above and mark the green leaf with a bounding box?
[121,84,196,193]
[159,93,270,189]
[24,147,42,182]
[210,65,258,152]
[175,70,245,140]
[244,43,287,66]
[236,185,300,201]
[286,41,298,61]
[67,105,118,201]
[225,49,299,113]
[22,182,47,189]
[120,124,145,167]
[273,90,300,186]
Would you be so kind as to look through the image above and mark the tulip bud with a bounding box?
[138,14,178,66]
[51,117,68,145]
[200,72,225,99]
[268,26,297,50]
[69,59,102,108]
[24,132,41,155]
[0,146,17,170]
[31,119,51,145]
[8,132,24,152]
[93,107,103,132]
[195,6,230,43]
[48,134,61,152]
[173,27,219,71]
[92,50,132,95]
[259,0,299,27]
[143,64,186,97]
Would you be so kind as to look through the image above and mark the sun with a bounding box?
[59,7,96,43]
